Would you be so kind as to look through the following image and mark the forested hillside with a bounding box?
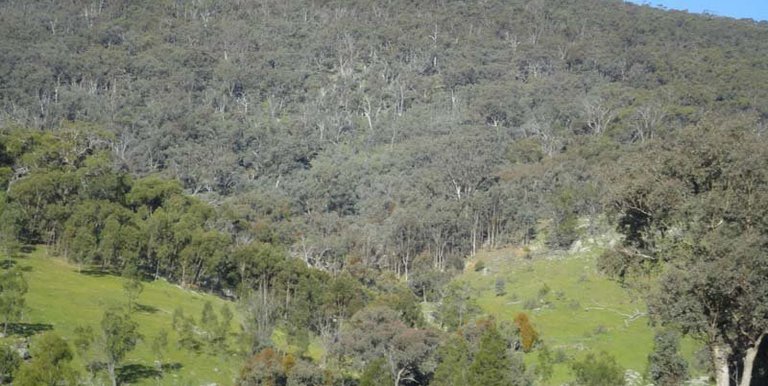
[1,0,768,385]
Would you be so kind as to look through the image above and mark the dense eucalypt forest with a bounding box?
[1,0,768,385]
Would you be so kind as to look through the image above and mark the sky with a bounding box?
[626,0,768,21]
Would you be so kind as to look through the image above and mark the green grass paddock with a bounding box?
[451,245,705,385]
[3,247,242,385]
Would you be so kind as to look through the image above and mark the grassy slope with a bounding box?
[456,245,703,385]
[6,247,242,385]
[4,245,706,385]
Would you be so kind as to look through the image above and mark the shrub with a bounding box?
[0,345,21,384]
[538,283,551,297]
[514,312,539,352]
[360,358,393,386]
[553,348,568,364]
[571,351,624,386]
[647,330,688,386]
[523,298,538,310]
[494,278,506,297]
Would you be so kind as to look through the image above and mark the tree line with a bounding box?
[1,0,766,284]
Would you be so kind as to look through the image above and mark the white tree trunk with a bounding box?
[471,214,478,256]
[739,334,764,386]
[395,367,405,386]
[108,361,117,386]
[713,344,731,386]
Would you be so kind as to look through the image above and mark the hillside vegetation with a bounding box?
[1,0,768,385]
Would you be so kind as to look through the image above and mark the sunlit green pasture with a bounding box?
[454,245,705,385]
[3,247,242,385]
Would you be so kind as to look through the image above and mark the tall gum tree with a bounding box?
[608,124,768,386]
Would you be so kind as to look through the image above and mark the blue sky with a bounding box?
[626,0,768,21]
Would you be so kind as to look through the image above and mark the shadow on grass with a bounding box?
[135,303,159,314]
[117,362,183,383]
[5,322,53,337]
[0,260,32,272]
[78,267,121,277]
[78,268,154,282]
[117,364,161,383]
[20,245,36,253]
[161,362,183,372]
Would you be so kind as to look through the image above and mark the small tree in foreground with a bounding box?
[122,264,144,314]
[514,312,538,352]
[431,334,470,386]
[571,351,624,386]
[468,324,512,386]
[101,308,141,386]
[73,325,97,382]
[647,330,688,386]
[535,345,554,383]
[0,345,21,384]
[0,267,28,335]
[14,333,78,386]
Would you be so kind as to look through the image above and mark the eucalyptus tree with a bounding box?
[608,124,768,386]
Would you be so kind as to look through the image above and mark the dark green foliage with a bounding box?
[172,307,201,352]
[435,324,533,386]
[0,198,22,259]
[535,345,555,383]
[547,190,581,249]
[437,281,481,330]
[468,324,512,386]
[371,285,425,328]
[0,130,233,290]
[647,330,688,386]
[14,333,78,386]
[0,345,20,384]
[359,358,393,386]
[408,255,451,302]
[596,249,633,281]
[494,278,506,297]
[432,335,470,386]
[127,177,182,213]
[570,351,625,386]
[610,126,768,383]
[0,266,27,335]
